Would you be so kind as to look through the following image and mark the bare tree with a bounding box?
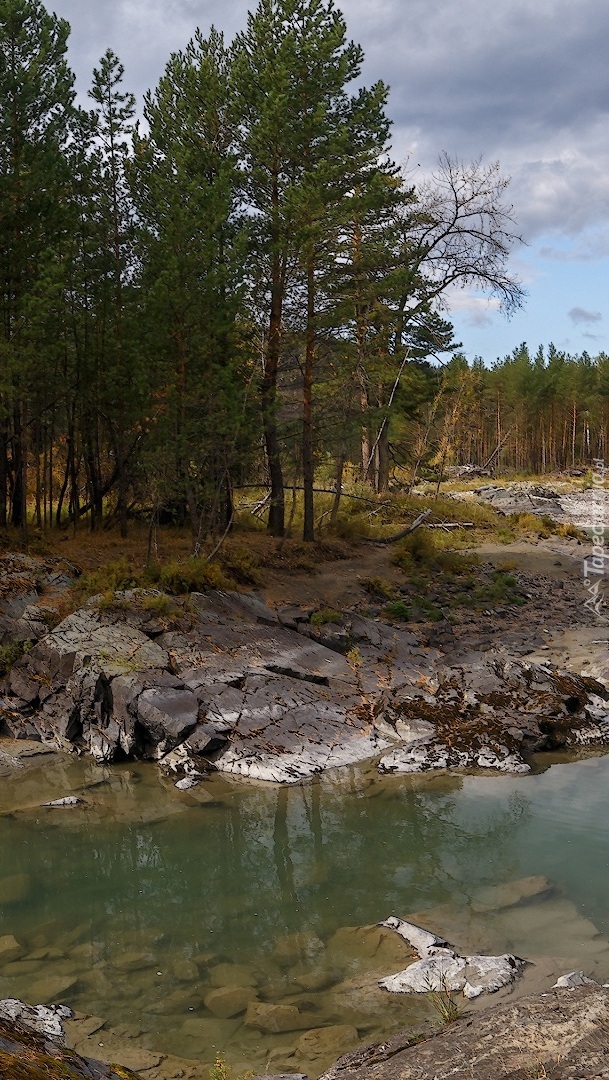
[366,154,526,492]
[397,153,526,337]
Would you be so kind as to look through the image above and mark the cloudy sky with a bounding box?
[49,0,609,363]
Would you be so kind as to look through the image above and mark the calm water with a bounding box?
[1,753,609,1072]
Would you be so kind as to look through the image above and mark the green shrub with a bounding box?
[393,531,476,576]
[362,576,396,599]
[310,607,343,626]
[508,511,557,537]
[395,529,437,566]
[557,522,586,540]
[454,569,527,609]
[217,543,263,586]
[95,591,131,614]
[73,557,142,601]
[383,600,411,621]
[436,549,477,573]
[415,597,444,620]
[159,558,232,594]
[496,527,516,544]
[0,640,29,677]
[141,593,183,619]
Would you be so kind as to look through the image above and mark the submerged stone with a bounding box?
[296,1025,359,1058]
[209,962,260,988]
[204,985,258,1018]
[0,935,23,964]
[245,1002,318,1033]
[471,875,552,913]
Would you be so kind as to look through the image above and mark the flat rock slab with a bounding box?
[319,985,609,1080]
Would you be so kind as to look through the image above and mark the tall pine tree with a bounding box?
[0,0,74,528]
[133,29,253,539]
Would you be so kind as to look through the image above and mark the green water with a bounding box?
[1,753,609,1072]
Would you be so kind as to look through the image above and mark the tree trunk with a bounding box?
[263,193,285,537]
[302,256,315,542]
[0,412,7,529]
[377,421,390,493]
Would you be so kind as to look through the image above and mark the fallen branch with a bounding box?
[428,521,475,530]
[363,508,432,544]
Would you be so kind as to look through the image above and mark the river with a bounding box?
[1,751,609,1074]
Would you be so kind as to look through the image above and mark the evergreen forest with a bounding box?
[1,0,606,544]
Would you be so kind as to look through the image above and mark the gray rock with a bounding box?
[318,986,609,1080]
[137,686,198,753]
[553,969,598,988]
[379,915,525,1000]
[0,998,72,1044]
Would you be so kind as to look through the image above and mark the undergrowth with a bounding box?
[310,607,343,626]
[71,542,264,604]
[456,570,528,608]
[386,530,529,620]
[425,975,465,1024]
[393,530,477,575]
[0,640,29,676]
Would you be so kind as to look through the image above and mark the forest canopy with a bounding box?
[2,0,589,545]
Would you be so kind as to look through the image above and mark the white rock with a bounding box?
[553,970,598,989]
[0,999,73,1043]
[380,916,525,999]
[380,916,449,957]
[41,797,83,808]
[393,718,435,743]
[380,952,466,994]
[463,954,525,998]
[175,776,202,790]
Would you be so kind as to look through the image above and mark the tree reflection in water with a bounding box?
[0,766,532,971]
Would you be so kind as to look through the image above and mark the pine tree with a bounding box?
[133,28,253,540]
[88,49,140,536]
[232,0,399,538]
[0,0,74,528]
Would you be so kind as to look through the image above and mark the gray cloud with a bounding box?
[568,307,603,326]
[48,0,609,253]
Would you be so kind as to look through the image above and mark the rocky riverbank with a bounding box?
[444,475,609,530]
[0,530,608,784]
[4,974,609,1080]
[319,983,609,1080]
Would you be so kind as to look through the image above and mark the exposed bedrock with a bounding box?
[318,984,609,1080]
[1,589,608,782]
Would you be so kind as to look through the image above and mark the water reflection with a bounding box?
[0,754,608,1071]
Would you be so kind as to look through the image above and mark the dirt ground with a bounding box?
[261,535,586,611]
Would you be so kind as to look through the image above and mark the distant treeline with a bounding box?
[1,0,532,539]
[421,345,609,480]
